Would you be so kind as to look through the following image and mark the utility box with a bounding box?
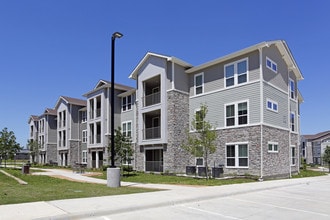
[22,165,30,174]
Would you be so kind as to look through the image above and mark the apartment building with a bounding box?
[301,131,330,165]
[37,108,57,164]
[83,80,135,168]
[28,40,303,178]
[130,40,303,178]
[54,96,86,166]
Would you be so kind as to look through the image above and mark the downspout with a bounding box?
[288,68,292,178]
[258,47,264,181]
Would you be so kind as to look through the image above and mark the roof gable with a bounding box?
[129,52,192,80]
[54,96,86,110]
[83,79,135,97]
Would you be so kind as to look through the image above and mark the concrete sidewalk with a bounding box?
[1,168,328,220]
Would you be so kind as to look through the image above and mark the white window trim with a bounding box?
[268,141,279,153]
[266,98,278,113]
[225,142,249,168]
[82,130,87,143]
[122,120,132,137]
[290,111,295,132]
[289,78,295,99]
[266,57,277,73]
[195,157,204,167]
[291,145,296,166]
[194,72,204,95]
[224,58,249,87]
[122,95,132,112]
[82,150,88,164]
[224,100,249,128]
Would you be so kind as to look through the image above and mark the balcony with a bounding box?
[143,92,160,107]
[144,126,160,140]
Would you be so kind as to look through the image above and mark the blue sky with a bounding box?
[0,0,329,147]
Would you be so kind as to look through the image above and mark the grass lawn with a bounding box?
[292,169,328,178]
[95,171,258,186]
[0,168,159,205]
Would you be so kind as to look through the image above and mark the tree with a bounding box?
[0,127,21,167]
[108,127,134,170]
[322,146,330,173]
[27,139,39,163]
[181,104,217,179]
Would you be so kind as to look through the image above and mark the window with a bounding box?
[225,59,248,87]
[122,95,132,112]
[225,101,248,127]
[291,146,296,165]
[195,158,204,166]
[195,109,204,130]
[268,142,278,153]
[122,121,132,137]
[81,111,87,123]
[290,112,295,132]
[194,73,204,95]
[289,79,295,99]
[266,57,277,73]
[266,99,278,112]
[226,143,248,168]
[82,130,87,143]
[82,150,87,164]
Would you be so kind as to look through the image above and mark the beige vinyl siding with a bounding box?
[189,81,260,128]
[262,45,288,92]
[263,83,289,129]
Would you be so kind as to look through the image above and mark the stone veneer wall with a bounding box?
[164,90,192,173]
[47,143,57,164]
[262,126,290,177]
[134,100,144,171]
[69,140,79,165]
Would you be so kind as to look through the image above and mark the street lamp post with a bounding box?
[107,31,123,188]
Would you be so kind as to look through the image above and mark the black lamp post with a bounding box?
[110,32,123,168]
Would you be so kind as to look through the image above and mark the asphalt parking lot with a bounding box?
[88,175,330,220]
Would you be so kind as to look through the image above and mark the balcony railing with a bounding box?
[144,126,161,140]
[145,161,163,172]
[143,92,160,107]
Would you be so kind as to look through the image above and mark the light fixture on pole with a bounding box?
[110,31,123,168]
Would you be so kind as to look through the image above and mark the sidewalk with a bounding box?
[1,168,328,220]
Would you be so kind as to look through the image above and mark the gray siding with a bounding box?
[70,105,82,140]
[263,82,289,129]
[189,50,260,96]
[262,45,288,92]
[173,63,189,92]
[189,81,261,128]
[47,115,57,143]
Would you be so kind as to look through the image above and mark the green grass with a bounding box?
[95,171,258,186]
[292,169,328,178]
[0,168,159,205]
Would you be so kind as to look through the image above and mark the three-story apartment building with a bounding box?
[28,40,303,178]
[55,96,86,166]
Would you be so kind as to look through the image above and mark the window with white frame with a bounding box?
[82,150,88,164]
[82,130,87,143]
[268,141,278,153]
[225,101,248,127]
[266,99,278,112]
[266,57,277,73]
[225,59,248,87]
[122,121,132,137]
[194,73,204,95]
[289,79,295,99]
[122,95,132,112]
[226,143,248,168]
[194,108,203,130]
[290,112,295,132]
[195,157,204,166]
[81,111,87,123]
[291,146,296,165]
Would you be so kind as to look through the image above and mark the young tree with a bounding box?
[323,146,330,173]
[27,139,39,163]
[181,104,217,179]
[108,127,133,169]
[0,127,21,167]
